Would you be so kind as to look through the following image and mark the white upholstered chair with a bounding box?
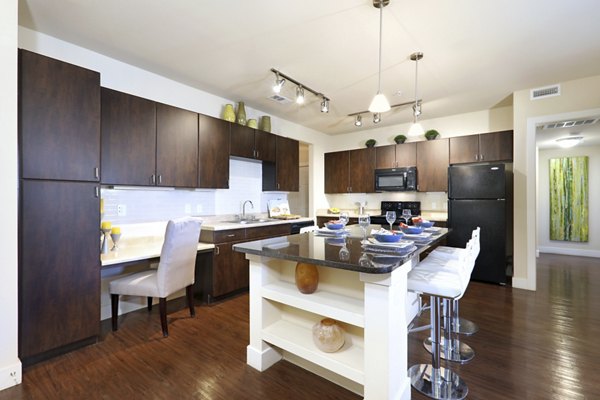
[110,217,202,337]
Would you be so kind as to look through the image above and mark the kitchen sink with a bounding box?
[221,218,280,225]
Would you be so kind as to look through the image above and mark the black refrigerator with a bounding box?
[448,163,512,284]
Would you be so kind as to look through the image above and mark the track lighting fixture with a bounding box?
[320,97,329,113]
[270,68,330,113]
[296,86,305,104]
[348,100,415,128]
[272,71,285,94]
[354,115,362,126]
[373,113,381,124]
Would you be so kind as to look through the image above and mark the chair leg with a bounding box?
[186,284,196,317]
[409,296,468,400]
[147,297,153,311]
[159,297,168,337]
[111,294,119,332]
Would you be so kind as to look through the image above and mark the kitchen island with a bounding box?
[234,225,448,399]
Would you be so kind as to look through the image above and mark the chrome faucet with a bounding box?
[242,200,254,220]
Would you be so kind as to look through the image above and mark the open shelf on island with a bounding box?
[262,318,364,384]
[262,281,365,327]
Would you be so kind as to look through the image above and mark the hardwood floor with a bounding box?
[3,254,598,399]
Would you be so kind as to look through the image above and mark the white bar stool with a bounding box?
[407,262,469,400]
[428,227,481,336]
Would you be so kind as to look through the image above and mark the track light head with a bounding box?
[373,113,381,124]
[354,115,363,127]
[273,72,285,94]
[296,86,305,104]
[320,97,329,113]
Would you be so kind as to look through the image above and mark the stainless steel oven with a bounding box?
[374,167,417,192]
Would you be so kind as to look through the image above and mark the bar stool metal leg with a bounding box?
[409,296,468,400]
[424,299,474,364]
[451,299,479,335]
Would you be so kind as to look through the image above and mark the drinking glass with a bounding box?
[339,212,350,227]
[402,209,412,223]
[385,211,396,231]
[358,214,370,243]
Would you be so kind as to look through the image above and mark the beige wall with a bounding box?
[0,0,22,390]
[513,75,600,290]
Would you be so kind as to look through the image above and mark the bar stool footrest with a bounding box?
[423,337,475,364]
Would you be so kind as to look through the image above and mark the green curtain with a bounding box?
[549,156,589,242]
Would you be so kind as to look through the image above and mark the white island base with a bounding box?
[245,253,418,400]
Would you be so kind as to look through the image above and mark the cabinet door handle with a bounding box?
[277,183,280,190]
[475,154,478,161]
[158,175,162,184]
[94,167,99,180]
[227,234,235,237]
[255,150,259,159]
[215,245,220,255]
[151,174,156,184]
[480,154,484,160]
[94,186,99,198]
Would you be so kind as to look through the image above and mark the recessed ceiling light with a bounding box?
[556,136,583,148]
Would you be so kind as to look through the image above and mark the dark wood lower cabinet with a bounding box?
[19,180,100,365]
[198,224,291,302]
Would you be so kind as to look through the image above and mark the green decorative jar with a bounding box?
[223,104,235,122]
[236,102,247,125]
[260,116,271,132]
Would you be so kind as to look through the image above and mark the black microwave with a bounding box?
[374,167,417,191]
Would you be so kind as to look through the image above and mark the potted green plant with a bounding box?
[394,134,407,144]
[424,129,440,140]
[365,139,376,148]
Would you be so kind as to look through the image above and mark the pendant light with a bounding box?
[407,52,424,137]
[368,0,391,113]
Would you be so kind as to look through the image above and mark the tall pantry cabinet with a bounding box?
[18,50,101,365]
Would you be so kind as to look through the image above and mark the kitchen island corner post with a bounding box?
[246,254,283,371]
[360,256,414,400]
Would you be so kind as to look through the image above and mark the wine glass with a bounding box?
[358,214,370,244]
[339,212,350,227]
[385,211,396,231]
[402,209,412,223]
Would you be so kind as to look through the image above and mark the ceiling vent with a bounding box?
[267,94,293,104]
[530,84,560,100]
[543,118,599,130]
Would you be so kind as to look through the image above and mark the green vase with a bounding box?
[260,116,271,132]
[236,102,247,125]
[223,104,235,122]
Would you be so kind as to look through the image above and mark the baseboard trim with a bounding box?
[538,247,600,258]
[0,360,22,390]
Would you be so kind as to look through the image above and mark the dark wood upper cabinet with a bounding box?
[19,180,100,362]
[449,135,480,164]
[255,130,277,163]
[416,139,449,192]
[19,49,100,182]
[479,130,513,162]
[230,124,255,159]
[376,145,396,169]
[450,130,513,164]
[349,147,376,193]
[156,103,198,188]
[324,151,350,193]
[276,136,299,191]
[377,143,417,169]
[325,148,375,193]
[198,114,230,189]
[230,124,276,162]
[101,88,156,186]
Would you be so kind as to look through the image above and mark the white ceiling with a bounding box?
[18,0,600,135]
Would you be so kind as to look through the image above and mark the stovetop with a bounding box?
[371,201,421,225]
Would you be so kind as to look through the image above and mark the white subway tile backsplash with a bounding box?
[101,158,287,224]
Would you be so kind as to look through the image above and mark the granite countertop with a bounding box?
[234,225,449,274]
[202,216,314,231]
[316,209,447,222]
